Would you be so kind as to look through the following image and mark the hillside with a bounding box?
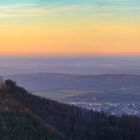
[0,81,66,140]
[0,80,140,140]
[5,73,140,94]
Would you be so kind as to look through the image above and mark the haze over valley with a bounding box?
[1,57,140,75]
[2,56,140,116]
[0,0,140,139]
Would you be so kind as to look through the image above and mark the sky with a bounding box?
[0,0,140,56]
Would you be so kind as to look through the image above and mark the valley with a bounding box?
[4,73,140,116]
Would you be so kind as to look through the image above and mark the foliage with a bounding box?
[0,111,65,140]
[0,80,140,140]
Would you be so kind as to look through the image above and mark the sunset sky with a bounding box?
[0,0,140,56]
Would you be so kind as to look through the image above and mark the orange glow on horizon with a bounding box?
[0,20,140,57]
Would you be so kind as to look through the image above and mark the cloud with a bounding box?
[0,0,139,18]
[0,3,97,18]
[0,4,40,17]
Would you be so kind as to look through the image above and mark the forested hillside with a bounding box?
[0,80,140,140]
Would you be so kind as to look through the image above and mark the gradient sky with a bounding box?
[0,0,140,56]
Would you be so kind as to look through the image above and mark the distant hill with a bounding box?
[0,80,140,140]
[5,73,140,94]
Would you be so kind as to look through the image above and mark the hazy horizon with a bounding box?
[1,56,140,75]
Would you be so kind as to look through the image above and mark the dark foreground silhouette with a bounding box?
[0,80,139,140]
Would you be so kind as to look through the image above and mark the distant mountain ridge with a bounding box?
[4,73,140,94]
